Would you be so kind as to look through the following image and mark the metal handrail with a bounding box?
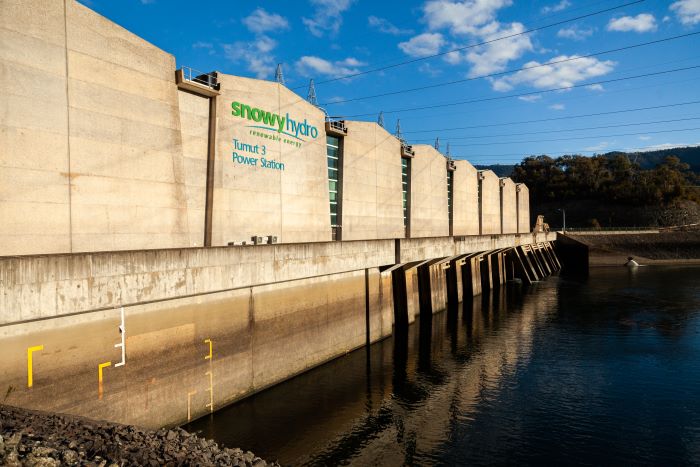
[181,66,219,89]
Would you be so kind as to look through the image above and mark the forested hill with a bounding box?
[510,152,700,228]
[604,146,700,172]
[473,145,700,176]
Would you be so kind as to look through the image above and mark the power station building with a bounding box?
[0,0,530,257]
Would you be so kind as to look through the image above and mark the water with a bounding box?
[186,266,700,466]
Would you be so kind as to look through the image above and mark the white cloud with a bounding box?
[368,15,413,35]
[585,141,612,152]
[225,9,290,79]
[326,96,347,104]
[398,33,445,57]
[303,0,355,37]
[587,83,604,91]
[412,1,531,78]
[518,95,542,102]
[607,13,658,32]
[639,135,652,141]
[492,55,616,91]
[296,55,366,78]
[557,25,594,40]
[670,0,700,25]
[632,142,700,151]
[192,41,215,55]
[464,22,533,76]
[542,0,571,14]
[549,103,565,110]
[418,62,443,76]
[242,8,289,34]
[224,36,278,79]
[422,0,512,35]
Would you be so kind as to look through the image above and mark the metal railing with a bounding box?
[561,226,661,232]
[180,67,220,90]
[325,117,348,135]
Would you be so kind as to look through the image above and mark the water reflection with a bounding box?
[187,266,700,466]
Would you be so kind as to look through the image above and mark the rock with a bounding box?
[0,404,279,467]
[62,449,79,464]
[4,450,22,467]
[32,446,57,457]
[25,455,59,467]
[6,432,22,449]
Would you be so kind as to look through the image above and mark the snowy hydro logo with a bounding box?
[231,101,319,142]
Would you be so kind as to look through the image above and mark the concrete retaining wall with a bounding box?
[0,268,392,429]
[0,232,556,428]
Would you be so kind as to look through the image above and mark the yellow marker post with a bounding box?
[187,390,197,422]
[204,339,212,360]
[98,361,111,399]
[27,345,44,388]
[205,370,214,413]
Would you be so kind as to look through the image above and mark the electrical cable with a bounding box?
[411,116,700,142]
[402,100,700,133]
[343,64,700,118]
[291,0,645,89]
[321,31,700,105]
[450,126,700,147]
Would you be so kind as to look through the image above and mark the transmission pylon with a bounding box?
[378,111,384,128]
[434,137,440,151]
[307,79,318,106]
[395,119,403,140]
[275,64,285,85]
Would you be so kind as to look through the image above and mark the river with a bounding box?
[186,265,700,466]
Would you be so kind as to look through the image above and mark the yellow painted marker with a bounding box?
[187,390,197,422]
[205,370,214,413]
[204,339,212,360]
[27,345,44,388]
[98,361,111,400]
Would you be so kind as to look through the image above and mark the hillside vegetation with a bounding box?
[511,153,700,228]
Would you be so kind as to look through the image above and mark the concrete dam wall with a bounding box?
[0,0,556,430]
[0,234,557,428]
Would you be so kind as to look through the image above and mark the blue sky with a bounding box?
[80,0,700,165]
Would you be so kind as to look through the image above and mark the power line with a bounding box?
[412,116,700,142]
[322,31,700,106]
[344,64,700,118]
[403,100,700,134]
[292,0,645,89]
[454,145,700,160]
[396,71,700,123]
[450,126,700,147]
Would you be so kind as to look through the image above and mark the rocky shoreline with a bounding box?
[0,405,279,466]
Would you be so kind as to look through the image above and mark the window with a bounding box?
[402,157,410,235]
[327,136,342,235]
[447,170,454,236]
